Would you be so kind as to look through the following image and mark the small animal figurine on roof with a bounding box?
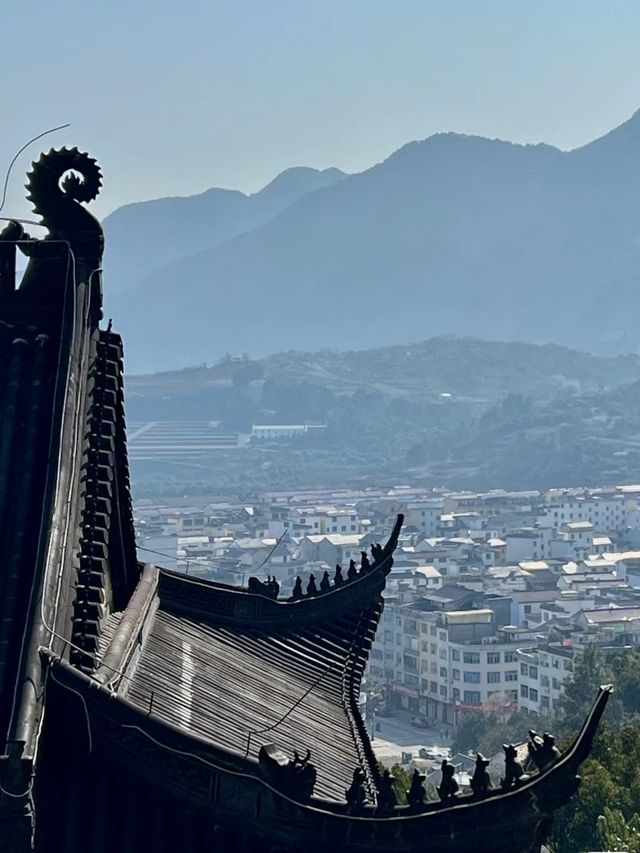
[528,730,561,772]
[407,768,427,810]
[501,744,527,791]
[345,768,367,813]
[437,760,459,803]
[470,753,491,797]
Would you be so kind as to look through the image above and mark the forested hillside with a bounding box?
[125,337,640,496]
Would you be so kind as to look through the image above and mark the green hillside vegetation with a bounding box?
[125,337,640,498]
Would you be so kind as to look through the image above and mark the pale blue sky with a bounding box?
[2,0,640,220]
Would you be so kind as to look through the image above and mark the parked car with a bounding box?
[419,748,437,760]
[411,715,429,729]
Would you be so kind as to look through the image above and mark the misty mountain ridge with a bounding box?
[106,111,640,373]
[103,165,347,294]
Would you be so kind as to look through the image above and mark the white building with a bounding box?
[505,527,553,562]
[370,605,529,725]
[251,424,327,440]
[540,492,628,531]
[403,499,445,537]
[517,644,574,717]
[290,505,361,535]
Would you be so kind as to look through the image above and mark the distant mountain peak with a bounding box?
[253,166,348,205]
[573,108,640,154]
[109,111,640,372]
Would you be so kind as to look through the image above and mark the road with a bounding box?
[369,712,451,766]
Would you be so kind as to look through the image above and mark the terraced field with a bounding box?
[128,421,244,465]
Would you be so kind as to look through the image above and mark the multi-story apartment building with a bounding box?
[403,499,445,537]
[290,505,361,535]
[370,601,534,725]
[540,492,628,531]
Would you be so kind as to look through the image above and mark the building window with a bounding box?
[440,685,447,698]
[487,671,501,684]
[541,675,550,688]
[430,681,438,694]
[451,648,460,661]
[430,626,436,636]
[430,662,437,674]
[439,632,446,641]
[463,671,481,683]
[487,652,501,664]
[452,688,460,700]
[463,652,480,664]
[430,643,436,654]
[529,666,538,680]
[440,666,447,678]
[439,648,447,660]
[505,651,517,663]
[520,685,529,698]
[552,678,560,690]
[463,691,481,704]
[529,688,539,702]
[452,669,460,681]
[505,671,518,682]
[520,663,529,677]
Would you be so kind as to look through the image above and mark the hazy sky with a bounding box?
[2,0,640,221]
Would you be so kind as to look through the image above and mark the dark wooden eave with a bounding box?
[0,151,139,851]
[68,516,405,802]
[39,655,613,853]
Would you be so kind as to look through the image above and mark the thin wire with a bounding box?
[49,673,377,819]
[138,527,288,577]
[0,219,44,228]
[48,667,92,754]
[243,660,335,758]
[0,778,34,799]
[255,528,289,574]
[0,248,135,744]
[0,124,70,216]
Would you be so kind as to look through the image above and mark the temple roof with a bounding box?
[124,594,376,800]
[0,320,55,740]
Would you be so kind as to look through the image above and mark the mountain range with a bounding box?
[104,112,640,373]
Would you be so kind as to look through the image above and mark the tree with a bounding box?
[598,807,640,853]
[555,645,624,735]
[388,764,413,805]
[450,712,496,756]
[450,707,551,760]
[552,758,619,853]
[551,723,640,853]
